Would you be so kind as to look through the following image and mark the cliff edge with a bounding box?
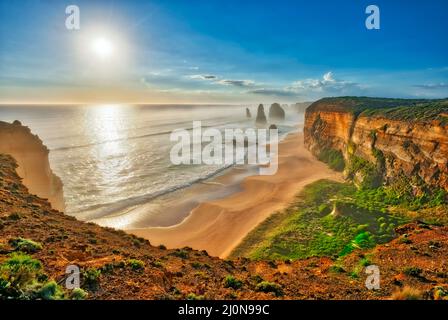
[0,120,65,211]
[304,97,448,191]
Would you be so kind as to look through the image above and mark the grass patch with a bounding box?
[231,179,425,260]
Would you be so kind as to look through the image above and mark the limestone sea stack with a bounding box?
[269,103,285,121]
[255,104,267,126]
[0,120,65,211]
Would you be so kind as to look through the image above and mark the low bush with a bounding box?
[8,238,42,253]
[223,275,243,289]
[126,259,145,271]
[255,281,283,296]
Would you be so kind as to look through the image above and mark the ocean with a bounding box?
[0,104,302,229]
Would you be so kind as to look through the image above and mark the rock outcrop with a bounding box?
[0,120,65,211]
[246,108,252,118]
[269,103,285,121]
[304,97,448,191]
[255,104,267,126]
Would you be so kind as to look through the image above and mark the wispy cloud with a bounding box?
[187,74,256,88]
[413,82,448,89]
[217,79,255,87]
[287,72,361,93]
[188,74,217,80]
[248,88,298,97]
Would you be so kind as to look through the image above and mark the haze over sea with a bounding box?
[0,104,301,228]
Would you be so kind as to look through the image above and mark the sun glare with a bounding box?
[92,37,114,59]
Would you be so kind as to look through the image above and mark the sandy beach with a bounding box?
[130,132,342,258]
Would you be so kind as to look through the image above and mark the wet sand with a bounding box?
[129,132,342,258]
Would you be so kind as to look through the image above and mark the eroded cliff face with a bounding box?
[0,120,65,211]
[304,98,448,191]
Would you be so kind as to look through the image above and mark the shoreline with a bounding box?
[129,131,342,258]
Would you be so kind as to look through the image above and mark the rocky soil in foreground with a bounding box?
[1,154,448,300]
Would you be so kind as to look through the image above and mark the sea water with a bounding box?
[0,104,302,228]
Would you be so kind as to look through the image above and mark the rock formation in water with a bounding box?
[246,108,252,118]
[304,97,448,191]
[255,104,267,126]
[0,120,65,211]
[268,103,285,121]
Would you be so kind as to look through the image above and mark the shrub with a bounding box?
[83,268,101,290]
[403,267,422,277]
[151,260,164,268]
[0,252,43,298]
[8,212,21,221]
[223,275,243,289]
[390,286,422,300]
[171,249,189,259]
[38,281,65,300]
[329,265,345,273]
[127,259,145,271]
[255,281,283,296]
[190,262,202,269]
[186,293,204,300]
[8,238,42,253]
[70,288,88,300]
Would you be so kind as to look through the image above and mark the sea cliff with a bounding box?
[0,120,65,211]
[304,97,448,191]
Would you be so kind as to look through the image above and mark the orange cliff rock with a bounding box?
[0,120,65,211]
[304,97,448,191]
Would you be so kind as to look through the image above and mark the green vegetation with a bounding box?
[403,267,423,278]
[315,97,448,121]
[255,281,283,296]
[186,293,205,300]
[171,249,189,259]
[70,288,88,300]
[318,148,345,171]
[361,100,448,124]
[126,259,145,271]
[223,275,243,289]
[82,268,101,290]
[231,176,447,261]
[0,252,66,300]
[8,238,42,253]
[38,280,65,300]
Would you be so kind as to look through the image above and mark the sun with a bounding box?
[92,37,114,59]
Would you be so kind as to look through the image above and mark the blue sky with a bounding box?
[0,0,447,103]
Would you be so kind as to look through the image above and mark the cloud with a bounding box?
[217,79,255,87]
[248,88,299,97]
[413,82,448,89]
[288,71,361,93]
[188,74,217,80]
[187,74,256,88]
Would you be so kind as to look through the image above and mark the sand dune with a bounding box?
[130,132,342,258]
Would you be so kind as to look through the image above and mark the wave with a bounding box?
[52,119,250,152]
[71,162,236,220]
